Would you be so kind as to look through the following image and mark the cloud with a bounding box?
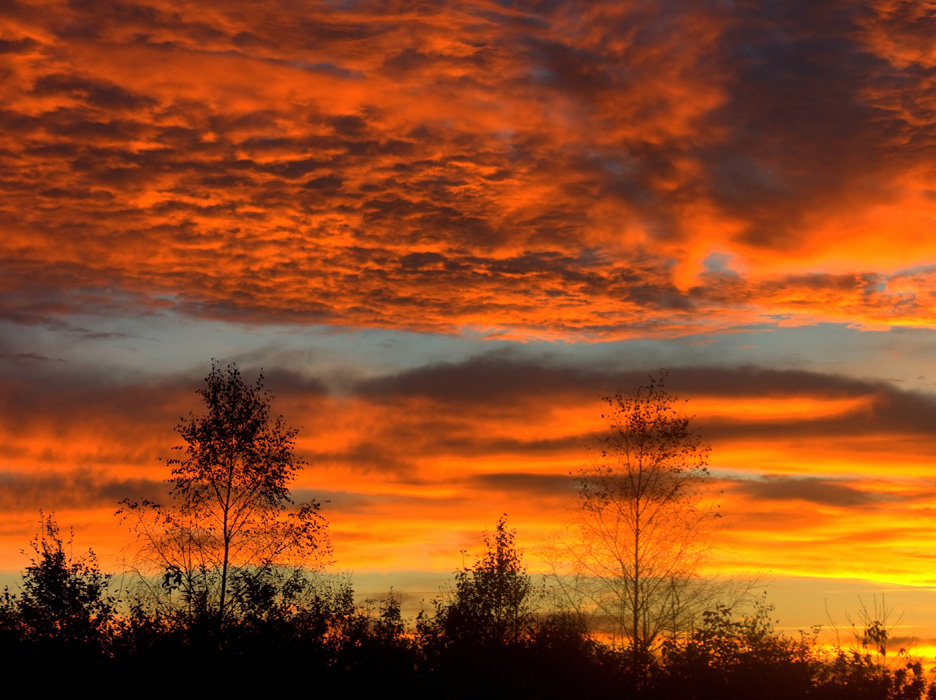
[468,472,574,498]
[356,351,912,403]
[4,0,936,597]
[349,355,936,469]
[355,350,611,404]
[312,440,418,478]
[0,469,166,512]
[1,1,935,338]
[729,476,883,508]
[4,348,933,491]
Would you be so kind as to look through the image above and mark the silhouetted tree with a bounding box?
[416,516,541,698]
[659,599,817,700]
[658,598,928,700]
[120,361,330,626]
[815,597,927,700]
[0,514,119,692]
[551,371,720,671]
[16,512,116,649]
[432,514,536,647]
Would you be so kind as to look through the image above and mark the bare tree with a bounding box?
[550,372,720,669]
[119,361,330,625]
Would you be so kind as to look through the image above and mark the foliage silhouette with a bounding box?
[119,360,330,626]
[430,514,536,646]
[658,597,927,700]
[659,598,818,699]
[0,513,117,692]
[418,515,547,698]
[16,512,115,648]
[0,510,932,700]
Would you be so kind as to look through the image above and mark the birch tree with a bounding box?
[555,372,719,669]
[120,361,330,625]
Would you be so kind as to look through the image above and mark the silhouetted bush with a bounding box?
[656,598,927,700]
[1,513,932,700]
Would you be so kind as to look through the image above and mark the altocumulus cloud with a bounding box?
[3,0,936,338]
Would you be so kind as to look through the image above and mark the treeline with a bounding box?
[2,363,931,697]
[0,513,931,700]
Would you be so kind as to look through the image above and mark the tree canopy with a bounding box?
[120,361,330,624]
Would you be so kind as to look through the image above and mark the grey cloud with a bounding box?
[296,487,466,516]
[468,472,574,497]
[355,354,936,442]
[729,475,884,508]
[0,37,39,53]
[355,350,610,404]
[0,469,166,512]
[431,434,591,458]
[698,1,907,248]
[355,352,875,404]
[0,339,330,430]
[311,441,416,477]
[255,368,330,398]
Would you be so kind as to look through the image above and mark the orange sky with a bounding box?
[3,0,936,649]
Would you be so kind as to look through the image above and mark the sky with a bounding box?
[3,0,936,647]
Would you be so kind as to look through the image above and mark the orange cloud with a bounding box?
[1,357,934,591]
[4,0,936,642]
[4,1,936,338]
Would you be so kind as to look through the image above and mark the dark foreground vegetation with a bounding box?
[2,363,931,698]
[0,512,931,700]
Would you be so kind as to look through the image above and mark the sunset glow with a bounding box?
[4,0,936,653]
